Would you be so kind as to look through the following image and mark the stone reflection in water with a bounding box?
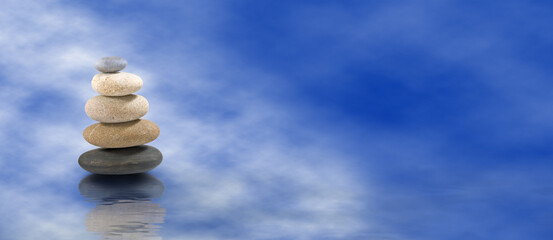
[79,173,166,239]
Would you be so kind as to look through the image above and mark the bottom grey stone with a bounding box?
[78,145,162,175]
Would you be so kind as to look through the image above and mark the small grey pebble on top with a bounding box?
[94,56,127,73]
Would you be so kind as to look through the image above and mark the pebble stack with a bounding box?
[80,57,161,175]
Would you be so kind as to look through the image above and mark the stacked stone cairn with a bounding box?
[79,57,162,175]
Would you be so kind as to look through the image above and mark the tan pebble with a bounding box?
[83,119,160,148]
[91,72,143,96]
[85,94,149,123]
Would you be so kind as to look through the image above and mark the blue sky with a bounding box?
[0,0,552,239]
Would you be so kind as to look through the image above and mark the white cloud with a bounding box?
[0,183,96,240]
[0,0,370,239]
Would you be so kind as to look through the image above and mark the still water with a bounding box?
[0,144,551,240]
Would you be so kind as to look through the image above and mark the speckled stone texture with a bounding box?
[78,146,163,175]
[83,119,160,148]
[94,56,127,73]
[85,94,149,123]
[91,72,143,96]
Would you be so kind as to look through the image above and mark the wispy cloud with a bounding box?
[0,0,370,239]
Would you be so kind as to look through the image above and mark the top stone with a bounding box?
[95,56,127,73]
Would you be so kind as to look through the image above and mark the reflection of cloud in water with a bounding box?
[79,174,166,239]
[158,144,368,239]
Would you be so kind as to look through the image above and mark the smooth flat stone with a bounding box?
[91,72,143,96]
[83,119,160,148]
[85,94,149,123]
[94,56,127,73]
[78,146,163,175]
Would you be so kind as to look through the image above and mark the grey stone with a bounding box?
[78,145,163,175]
[94,56,127,73]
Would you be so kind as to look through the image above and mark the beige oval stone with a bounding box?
[85,94,149,123]
[91,72,143,96]
[83,119,160,148]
